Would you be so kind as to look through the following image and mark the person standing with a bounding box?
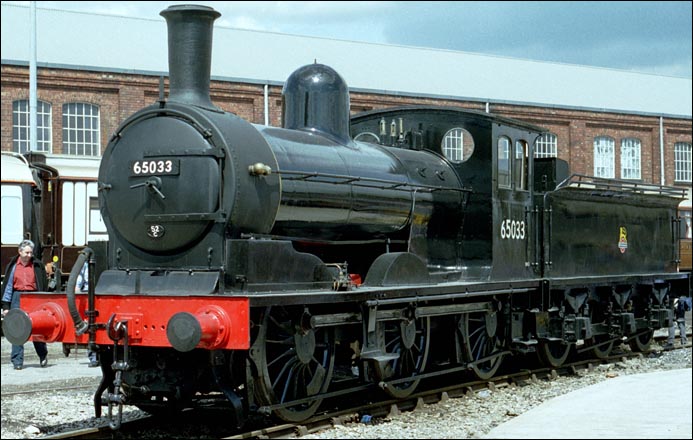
[666,296,690,348]
[1,240,49,370]
[75,261,99,367]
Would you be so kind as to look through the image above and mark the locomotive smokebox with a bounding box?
[283,63,351,144]
[160,5,220,108]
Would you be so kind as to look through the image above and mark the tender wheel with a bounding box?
[253,306,335,422]
[589,336,614,359]
[537,341,572,368]
[628,330,654,352]
[371,316,430,398]
[460,310,504,380]
[588,301,614,359]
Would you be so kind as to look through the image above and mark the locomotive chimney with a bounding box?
[160,5,220,108]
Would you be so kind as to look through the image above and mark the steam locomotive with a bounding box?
[3,4,689,428]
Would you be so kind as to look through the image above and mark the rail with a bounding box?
[555,173,687,198]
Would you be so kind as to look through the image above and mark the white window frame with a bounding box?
[442,127,465,162]
[674,142,692,183]
[498,136,511,188]
[620,138,641,180]
[535,133,557,158]
[62,102,101,156]
[12,99,52,153]
[594,136,615,178]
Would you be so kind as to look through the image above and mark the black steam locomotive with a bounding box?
[4,4,689,428]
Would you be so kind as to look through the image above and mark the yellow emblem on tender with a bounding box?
[618,226,628,254]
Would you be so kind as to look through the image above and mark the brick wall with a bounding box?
[2,64,691,189]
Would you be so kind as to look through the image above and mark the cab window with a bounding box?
[498,137,511,188]
[514,140,528,191]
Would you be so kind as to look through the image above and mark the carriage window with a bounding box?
[514,140,528,190]
[498,137,511,188]
[1,185,24,244]
[681,209,692,239]
[442,127,475,163]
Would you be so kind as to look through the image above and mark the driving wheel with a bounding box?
[460,310,504,380]
[253,306,334,422]
[371,316,430,398]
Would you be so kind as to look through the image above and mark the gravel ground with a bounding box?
[300,344,692,439]
[1,337,690,439]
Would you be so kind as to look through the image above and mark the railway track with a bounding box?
[34,337,689,440]
[226,340,691,440]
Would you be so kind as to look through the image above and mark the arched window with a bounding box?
[62,102,100,156]
[12,99,52,153]
[535,133,557,158]
[621,138,641,180]
[594,136,615,178]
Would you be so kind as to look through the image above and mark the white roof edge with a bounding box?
[1,151,36,184]
[40,154,100,179]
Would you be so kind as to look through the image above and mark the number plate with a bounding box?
[130,159,180,176]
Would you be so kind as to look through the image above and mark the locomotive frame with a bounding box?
[3,4,689,429]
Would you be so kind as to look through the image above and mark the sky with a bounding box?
[4,1,692,79]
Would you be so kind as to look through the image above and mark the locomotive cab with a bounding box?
[351,107,546,282]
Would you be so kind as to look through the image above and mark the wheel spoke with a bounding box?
[271,357,297,391]
[266,347,295,369]
[279,365,297,402]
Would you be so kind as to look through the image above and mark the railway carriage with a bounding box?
[1,152,43,271]
[3,4,689,429]
[1,152,104,288]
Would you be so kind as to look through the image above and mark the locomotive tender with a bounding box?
[3,4,690,427]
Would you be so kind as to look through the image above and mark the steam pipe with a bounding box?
[66,248,91,335]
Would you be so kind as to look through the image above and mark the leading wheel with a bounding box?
[253,306,335,422]
[537,341,572,368]
[460,310,504,380]
[371,316,430,398]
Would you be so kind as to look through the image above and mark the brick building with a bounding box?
[1,4,691,195]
